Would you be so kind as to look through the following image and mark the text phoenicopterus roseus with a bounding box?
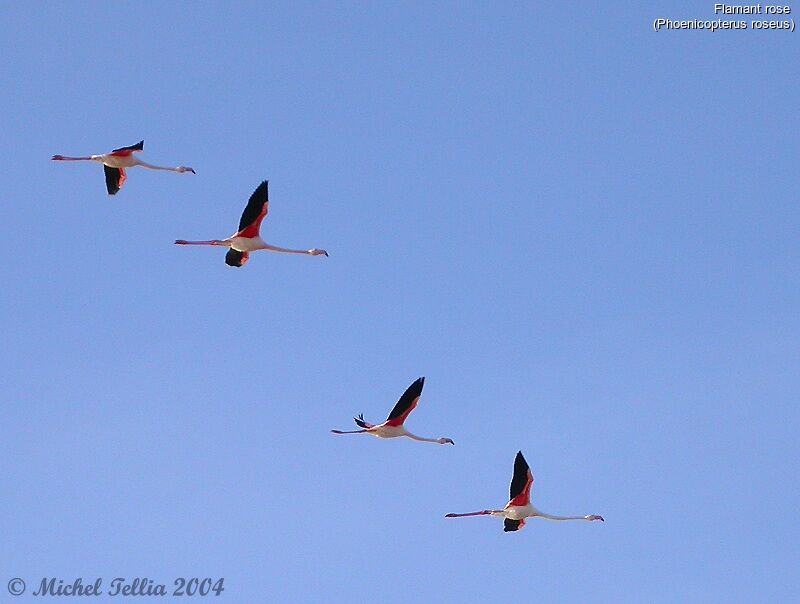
[174,181,328,267]
[445,451,604,531]
[52,140,195,195]
[331,377,454,445]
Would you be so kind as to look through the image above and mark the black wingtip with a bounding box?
[252,180,268,201]
[503,518,523,532]
[513,451,529,477]
[103,165,121,195]
[225,249,248,267]
[112,140,144,153]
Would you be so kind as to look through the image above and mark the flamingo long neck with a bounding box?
[533,510,591,521]
[403,430,441,444]
[56,156,95,161]
[259,243,310,255]
[134,159,180,172]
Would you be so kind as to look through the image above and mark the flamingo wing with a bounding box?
[353,414,375,429]
[508,451,534,506]
[384,377,425,427]
[225,249,249,268]
[503,518,526,532]
[103,166,127,195]
[236,181,269,238]
[112,140,144,153]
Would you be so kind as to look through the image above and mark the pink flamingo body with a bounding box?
[446,451,604,531]
[175,181,328,267]
[331,377,454,445]
[52,140,194,195]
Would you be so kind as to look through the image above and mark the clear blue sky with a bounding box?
[1,2,798,602]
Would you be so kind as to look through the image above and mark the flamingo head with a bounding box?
[438,437,455,445]
[586,515,604,522]
[178,166,196,174]
[308,248,329,257]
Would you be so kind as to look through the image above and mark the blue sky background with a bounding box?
[1,2,798,602]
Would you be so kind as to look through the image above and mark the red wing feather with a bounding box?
[236,181,269,238]
[508,451,534,506]
[103,165,126,195]
[384,377,425,427]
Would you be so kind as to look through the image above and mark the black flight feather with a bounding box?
[238,181,269,231]
[509,451,530,500]
[113,140,144,153]
[225,249,247,267]
[503,518,523,532]
[386,377,425,421]
[103,165,121,195]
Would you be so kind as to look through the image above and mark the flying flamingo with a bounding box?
[331,377,454,445]
[174,180,328,268]
[51,140,195,195]
[445,451,603,531]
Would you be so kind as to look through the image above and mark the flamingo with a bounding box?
[445,451,604,531]
[331,377,454,445]
[174,181,328,268]
[52,140,195,195]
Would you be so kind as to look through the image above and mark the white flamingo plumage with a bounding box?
[331,377,454,445]
[174,180,328,268]
[52,140,195,195]
[445,451,604,531]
